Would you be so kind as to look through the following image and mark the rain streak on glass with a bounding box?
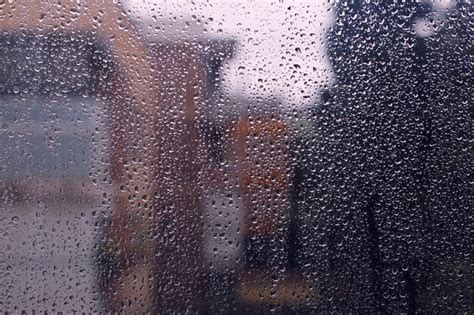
[0,0,471,313]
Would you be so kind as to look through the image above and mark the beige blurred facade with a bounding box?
[1,0,234,312]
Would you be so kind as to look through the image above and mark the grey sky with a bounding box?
[124,0,335,108]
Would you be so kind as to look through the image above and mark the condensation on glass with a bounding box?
[0,0,471,313]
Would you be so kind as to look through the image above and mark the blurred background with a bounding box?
[0,0,471,313]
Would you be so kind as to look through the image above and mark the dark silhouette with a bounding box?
[294,1,472,313]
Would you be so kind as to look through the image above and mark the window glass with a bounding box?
[1,1,471,313]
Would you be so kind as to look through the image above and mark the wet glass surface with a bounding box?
[0,1,472,313]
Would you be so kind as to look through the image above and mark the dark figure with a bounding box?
[294,1,472,313]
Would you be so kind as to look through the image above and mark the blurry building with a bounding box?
[143,21,236,312]
[0,0,159,312]
[0,0,300,304]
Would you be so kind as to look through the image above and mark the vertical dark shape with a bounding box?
[404,265,418,315]
[321,1,431,311]
[365,194,386,313]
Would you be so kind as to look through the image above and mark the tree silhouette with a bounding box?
[294,1,472,312]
